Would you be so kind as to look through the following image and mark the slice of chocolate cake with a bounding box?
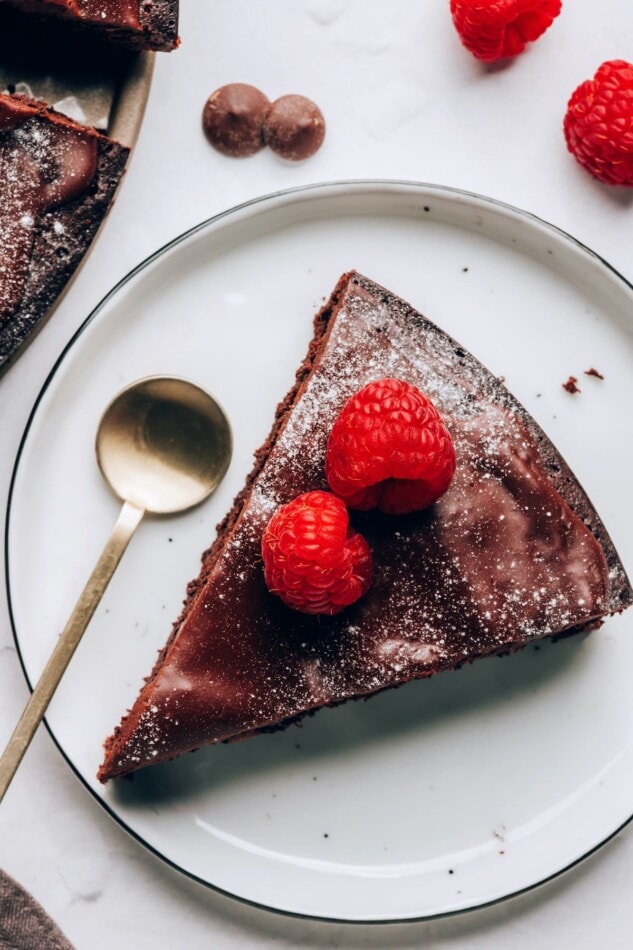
[0,93,129,372]
[2,0,179,51]
[98,271,632,782]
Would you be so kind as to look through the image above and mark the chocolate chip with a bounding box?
[202,84,269,157]
[264,94,325,161]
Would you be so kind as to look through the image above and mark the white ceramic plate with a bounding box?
[6,182,633,922]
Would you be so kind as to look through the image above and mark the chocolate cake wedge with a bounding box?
[98,271,632,781]
[0,92,129,372]
[1,0,179,51]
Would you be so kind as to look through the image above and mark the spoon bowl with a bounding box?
[96,376,232,514]
[0,375,232,803]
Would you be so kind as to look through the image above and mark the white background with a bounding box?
[1,1,632,946]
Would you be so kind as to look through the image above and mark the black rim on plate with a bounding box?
[4,180,633,924]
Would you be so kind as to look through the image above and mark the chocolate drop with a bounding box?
[263,94,325,161]
[202,84,269,158]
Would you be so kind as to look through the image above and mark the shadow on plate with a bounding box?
[110,632,589,808]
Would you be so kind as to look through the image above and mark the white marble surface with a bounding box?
[1,1,632,946]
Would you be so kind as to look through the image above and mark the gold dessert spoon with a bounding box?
[0,376,232,802]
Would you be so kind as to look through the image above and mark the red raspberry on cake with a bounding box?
[325,379,456,516]
[449,0,561,62]
[261,491,372,615]
[564,60,633,186]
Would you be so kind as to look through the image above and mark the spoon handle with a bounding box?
[0,500,144,803]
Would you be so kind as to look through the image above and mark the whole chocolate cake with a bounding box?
[0,93,129,371]
[1,0,179,50]
[98,271,632,781]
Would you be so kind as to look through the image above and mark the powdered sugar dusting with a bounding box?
[72,0,142,30]
[0,105,95,325]
[0,95,127,366]
[220,276,612,668]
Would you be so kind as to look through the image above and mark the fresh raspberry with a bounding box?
[261,491,372,615]
[450,0,561,62]
[564,61,633,186]
[325,379,456,516]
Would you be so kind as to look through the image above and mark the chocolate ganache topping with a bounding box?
[0,96,98,325]
[99,272,631,780]
[75,0,142,29]
[0,93,129,371]
[1,0,178,50]
[6,0,141,30]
